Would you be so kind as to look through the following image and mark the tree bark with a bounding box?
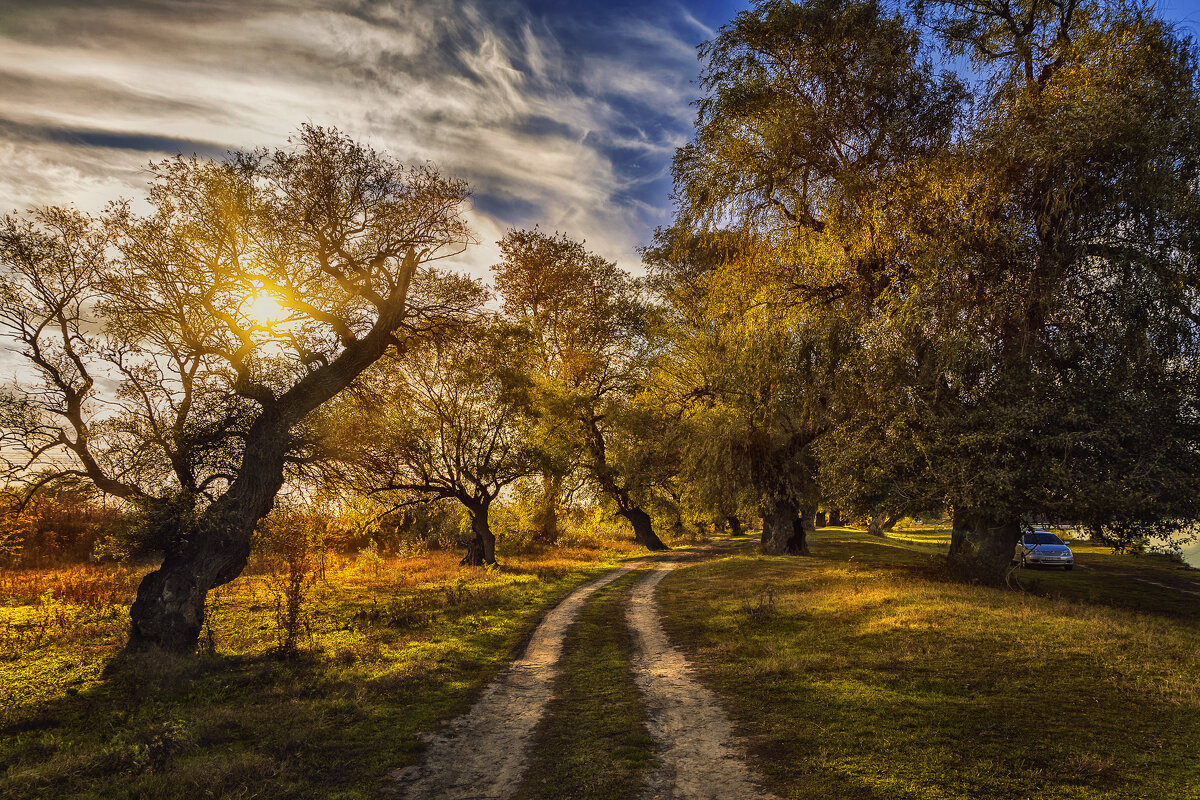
[761,498,812,555]
[816,510,827,528]
[726,515,744,536]
[128,267,423,652]
[129,415,288,651]
[946,510,1022,584]
[461,501,497,566]
[530,474,561,544]
[618,506,669,551]
[867,513,901,537]
[828,508,842,527]
[948,507,970,557]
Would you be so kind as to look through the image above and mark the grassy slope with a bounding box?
[0,543,639,800]
[512,570,656,800]
[658,529,1200,800]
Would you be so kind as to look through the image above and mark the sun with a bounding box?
[244,292,287,327]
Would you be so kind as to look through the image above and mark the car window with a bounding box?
[1031,532,1062,545]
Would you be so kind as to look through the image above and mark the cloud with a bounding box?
[0,0,712,275]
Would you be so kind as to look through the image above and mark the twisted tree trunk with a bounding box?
[129,283,420,652]
[761,498,813,555]
[946,509,1022,584]
[129,413,288,651]
[618,506,669,551]
[530,475,562,544]
[461,499,497,566]
[867,513,902,537]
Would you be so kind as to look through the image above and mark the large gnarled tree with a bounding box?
[654,0,963,555]
[0,126,475,651]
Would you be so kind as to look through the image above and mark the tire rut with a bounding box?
[387,565,635,800]
[627,559,778,800]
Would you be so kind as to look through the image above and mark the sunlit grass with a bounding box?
[0,538,643,800]
[659,530,1200,800]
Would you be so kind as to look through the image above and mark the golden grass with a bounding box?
[0,533,646,800]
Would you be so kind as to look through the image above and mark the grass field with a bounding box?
[0,539,642,800]
[4,524,1199,800]
[658,527,1200,800]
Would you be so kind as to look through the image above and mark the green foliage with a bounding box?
[658,0,1200,573]
[494,228,670,547]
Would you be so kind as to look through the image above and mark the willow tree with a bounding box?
[493,229,669,551]
[655,0,963,555]
[890,0,1200,579]
[0,126,475,651]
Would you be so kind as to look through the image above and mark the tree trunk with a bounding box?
[948,507,970,557]
[530,474,561,544]
[867,512,901,537]
[126,249,425,653]
[129,421,288,652]
[727,515,744,536]
[761,498,811,555]
[618,506,669,551]
[816,510,827,528]
[461,502,497,566]
[946,510,1022,584]
[828,508,842,527]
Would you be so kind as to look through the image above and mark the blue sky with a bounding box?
[1,0,1199,276]
[0,0,745,275]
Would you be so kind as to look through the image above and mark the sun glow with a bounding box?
[244,292,288,327]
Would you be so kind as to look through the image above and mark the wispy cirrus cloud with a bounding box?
[0,0,732,274]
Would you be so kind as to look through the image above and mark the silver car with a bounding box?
[1015,530,1075,570]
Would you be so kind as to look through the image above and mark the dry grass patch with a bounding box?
[0,537,643,800]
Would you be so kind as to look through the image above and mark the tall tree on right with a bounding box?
[893,0,1200,579]
[654,0,964,555]
[815,0,1200,579]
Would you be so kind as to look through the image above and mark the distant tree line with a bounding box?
[2,0,1199,653]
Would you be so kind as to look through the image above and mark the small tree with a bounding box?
[337,320,541,565]
[494,229,670,550]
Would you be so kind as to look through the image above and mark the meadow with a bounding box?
[2,522,1198,800]
[0,524,645,800]
[659,528,1200,800]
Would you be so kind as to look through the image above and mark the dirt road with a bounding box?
[627,559,777,800]
[388,551,773,800]
[389,566,634,800]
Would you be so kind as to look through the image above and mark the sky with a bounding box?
[0,0,746,278]
[3,0,1200,280]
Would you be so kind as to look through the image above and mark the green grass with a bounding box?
[6,527,1199,800]
[513,570,657,800]
[658,529,1200,800]
[0,544,641,800]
